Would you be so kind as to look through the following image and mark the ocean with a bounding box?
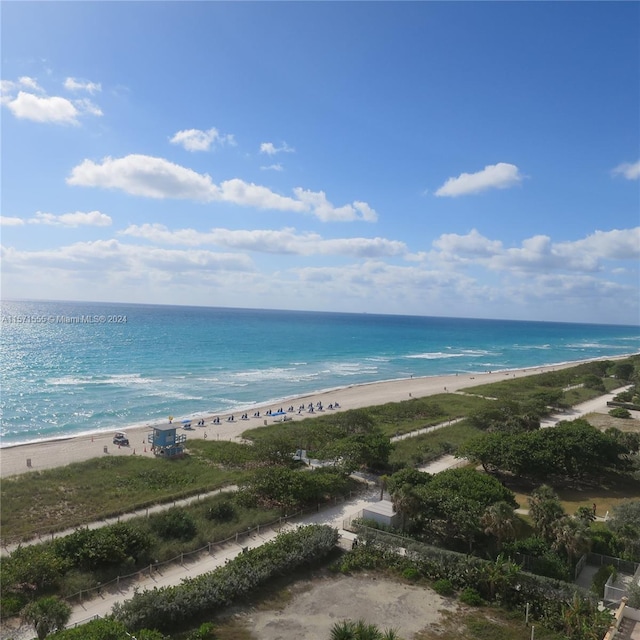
[1,299,638,446]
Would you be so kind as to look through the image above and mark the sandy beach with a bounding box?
[0,361,596,479]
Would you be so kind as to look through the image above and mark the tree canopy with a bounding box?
[388,467,517,550]
[460,419,629,479]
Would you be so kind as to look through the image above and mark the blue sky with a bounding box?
[2,2,639,325]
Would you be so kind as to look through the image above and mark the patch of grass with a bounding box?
[584,412,640,433]
[414,607,563,640]
[459,358,634,406]
[506,471,640,520]
[241,394,490,444]
[365,394,490,438]
[173,617,253,640]
[389,419,482,469]
[186,439,259,467]
[0,455,244,541]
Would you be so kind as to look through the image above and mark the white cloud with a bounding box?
[3,225,638,323]
[18,76,43,92]
[293,188,378,222]
[218,179,307,212]
[260,141,295,155]
[433,229,502,258]
[2,77,43,98]
[1,75,103,124]
[612,160,640,180]
[5,91,80,124]
[67,154,377,221]
[431,227,640,274]
[121,224,406,257]
[0,216,25,226]
[170,127,235,152]
[74,98,103,117]
[1,240,253,274]
[555,228,640,261]
[67,154,221,201]
[435,162,523,197]
[64,77,102,94]
[28,210,112,227]
[260,163,284,172]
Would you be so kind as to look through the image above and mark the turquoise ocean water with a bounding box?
[1,299,639,446]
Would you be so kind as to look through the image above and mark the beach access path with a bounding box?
[6,382,626,554]
[0,386,635,640]
[1,361,597,479]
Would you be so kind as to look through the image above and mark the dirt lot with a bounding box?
[585,411,640,432]
[234,573,454,639]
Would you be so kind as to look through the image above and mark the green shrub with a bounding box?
[589,523,622,557]
[206,500,236,523]
[459,587,484,606]
[609,407,631,419]
[402,567,420,581]
[112,524,339,632]
[591,565,617,597]
[46,617,167,639]
[186,622,217,639]
[433,578,454,596]
[150,509,197,541]
[627,582,640,609]
[0,593,26,618]
[53,522,152,571]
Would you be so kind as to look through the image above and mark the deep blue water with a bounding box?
[1,299,638,446]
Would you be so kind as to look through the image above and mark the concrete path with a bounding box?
[540,385,635,428]
[1,486,238,556]
[2,387,634,639]
[0,488,379,640]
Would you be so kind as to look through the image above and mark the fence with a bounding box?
[342,510,364,531]
[62,486,375,606]
[587,552,640,576]
[604,574,628,604]
[574,553,588,580]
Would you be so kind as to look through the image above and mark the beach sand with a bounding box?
[0,362,587,479]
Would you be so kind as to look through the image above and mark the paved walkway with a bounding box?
[2,387,635,639]
[0,488,380,640]
[1,486,239,556]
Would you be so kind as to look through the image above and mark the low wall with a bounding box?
[602,598,628,640]
[623,605,640,622]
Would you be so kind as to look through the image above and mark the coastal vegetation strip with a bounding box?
[1,357,637,543]
[1,356,639,638]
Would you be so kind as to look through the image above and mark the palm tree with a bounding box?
[330,620,357,640]
[551,516,589,566]
[390,485,422,531]
[22,596,72,640]
[329,619,404,640]
[481,554,521,601]
[481,501,517,551]
[528,485,565,543]
[353,619,386,640]
[575,505,596,527]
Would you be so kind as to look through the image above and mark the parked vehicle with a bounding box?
[113,432,129,446]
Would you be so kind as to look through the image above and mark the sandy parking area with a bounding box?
[241,573,452,639]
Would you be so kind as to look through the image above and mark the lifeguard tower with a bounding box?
[148,424,186,458]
